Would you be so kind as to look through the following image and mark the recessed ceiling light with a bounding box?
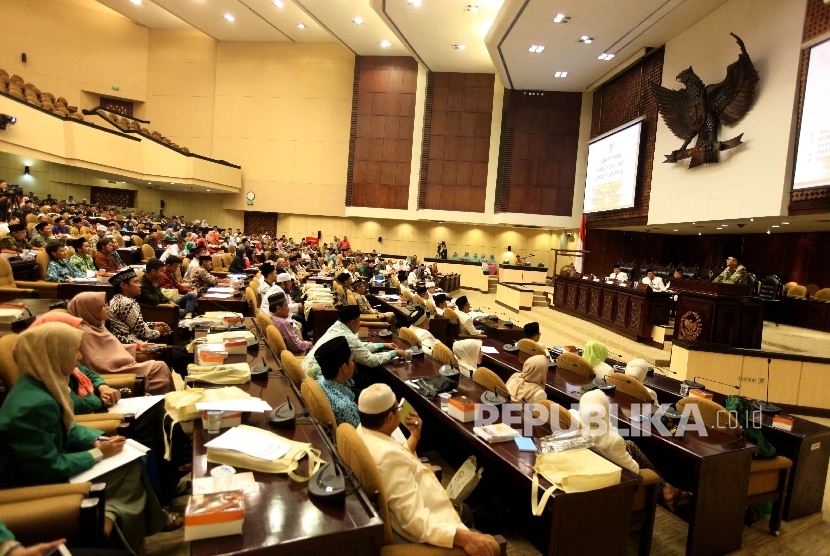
[716,227,722,230]
[782,221,789,225]
[579,36,594,44]
[698,232,702,236]
[553,13,571,23]
[598,53,615,60]
[528,45,545,53]
[170,182,174,184]
[692,222,696,225]
[206,189,210,192]
[380,39,391,48]
[130,0,142,5]
[721,224,728,227]
[297,23,307,28]
[673,229,679,232]
[407,0,422,5]
[353,17,364,25]
[554,71,568,77]
[223,13,234,21]
[273,0,284,6]
[767,230,771,234]
[750,218,754,221]
[452,44,466,50]
[465,5,480,12]
[147,182,151,184]
[772,225,779,228]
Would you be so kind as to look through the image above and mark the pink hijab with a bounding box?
[67,292,137,374]
[28,312,94,398]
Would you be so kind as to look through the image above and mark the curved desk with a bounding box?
[499,264,548,284]
[424,258,490,292]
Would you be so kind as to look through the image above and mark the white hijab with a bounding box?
[578,389,639,473]
[625,359,658,404]
[453,339,481,377]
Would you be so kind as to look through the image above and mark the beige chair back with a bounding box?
[222,253,233,267]
[806,284,819,297]
[398,327,421,347]
[35,250,50,280]
[132,235,143,247]
[256,310,272,335]
[555,351,595,379]
[301,378,336,430]
[472,367,508,394]
[675,397,741,438]
[432,342,458,367]
[141,244,155,261]
[605,373,654,404]
[815,288,830,300]
[266,325,288,357]
[442,307,459,324]
[0,334,21,387]
[411,295,426,307]
[517,339,546,357]
[211,255,224,270]
[787,285,808,298]
[533,399,574,432]
[401,288,413,301]
[426,298,436,313]
[112,234,125,248]
[281,351,305,388]
[0,257,18,287]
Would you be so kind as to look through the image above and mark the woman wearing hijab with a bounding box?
[27,312,191,502]
[228,247,248,273]
[0,323,180,554]
[582,340,614,380]
[67,292,174,395]
[624,359,659,404]
[505,355,548,403]
[579,389,690,511]
[452,339,482,377]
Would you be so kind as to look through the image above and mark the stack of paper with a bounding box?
[108,395,164,418]
[70,439,151,483]
[195,398,272,413]
[473,423,520,443]
[204,426,292,460]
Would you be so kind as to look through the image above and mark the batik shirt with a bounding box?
[106,294,161,343]
[317,377,359,428]
[190,266,218,296]
[70,253,96,274]
[45,259,84,282]
[302,320,395,379]
[0,236,30,252]
[713,264,748,285]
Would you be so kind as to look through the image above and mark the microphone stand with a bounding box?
[752,358,781,414]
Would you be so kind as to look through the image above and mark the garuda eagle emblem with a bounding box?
[652,33,759,168]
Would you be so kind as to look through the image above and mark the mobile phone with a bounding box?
[399,398,415,427]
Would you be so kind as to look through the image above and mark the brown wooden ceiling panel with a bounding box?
[347,56,418,209]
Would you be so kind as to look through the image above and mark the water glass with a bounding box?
[405,349,413,364]
[679,383,690,396]
[439,393,451,411]
[211,465,236,492]
[206,410,223,434]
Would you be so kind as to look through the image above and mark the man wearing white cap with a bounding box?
[357,384,495,555]
[88,224,108,251]
[261,271,302,317]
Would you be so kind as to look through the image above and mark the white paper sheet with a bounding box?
[204,293,233,299]
[208,287,235,293]
[107,395,164,418]
[70,439,150,483]
[480,346,499,354]
[192,472,257,495]
[196,398,273,413]
[204,426,291,460]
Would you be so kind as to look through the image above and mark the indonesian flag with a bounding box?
[576,214,586,272]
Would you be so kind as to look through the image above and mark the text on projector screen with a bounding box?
[793,39,830,190]
[583,121,642,213]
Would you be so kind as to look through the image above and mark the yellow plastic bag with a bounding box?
[531,448,622,515]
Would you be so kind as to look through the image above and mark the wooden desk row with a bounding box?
[479,339,756,556]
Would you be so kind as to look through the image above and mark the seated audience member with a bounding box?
[106,268,173,344]
[51,217,70,237]
[69,237,96,274]
[0,324,181,556]
[453,339,483,377]
[29,221,53,248]
[357,384,495,555]
[624,359,659,404]
[413,285,428,305]
[0,520,65,556]
[190,255,219,296]
[608,264,629,283]
[139,257,198,319]
[506,355,548,403]
[641,269,667,291]
[269,293,312,355]
[713,255,748,284]
[398,271,413,297]
[88,224,107,250]
[27,312,187,499]
[353,280,395,323]
[409,306,440,355]
[44,240,84,282]
[228,247,248,274]
[145,232,163,250]
[334,271,352,307]
[93,237,124,271]
[453,296,479,336]
[183,245,204,281]
[432,293,448,317]
[673,269,683,280]
[316,336,359,427]
[579,389,690,510]
[582,340,613,380]
[523,321,545,351]
[257,262,277,300]
[303,305,405,379]
[160,238,185,263]
[425,281,438,298]
[260,272,299,315]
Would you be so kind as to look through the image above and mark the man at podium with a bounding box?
[641,269,667,291]
[713,256,748,284]
[608,263,628,283]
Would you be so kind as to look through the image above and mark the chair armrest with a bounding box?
[101,373,138,392]
[0,482,92,504]
[638,469,660,485]
[14,281,60,298]
[0,288,39,302]
[459,333,487,339]
[74,414,123,436]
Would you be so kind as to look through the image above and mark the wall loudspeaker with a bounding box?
[378,236,382,243]
[160,200,165,209]
[21,53,26,63]
[317,230,321,239]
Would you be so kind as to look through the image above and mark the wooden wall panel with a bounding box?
[496,90,582,215]
[586,48,664,227]
[419,72,494,213]
[584,229,830,287]
[347,56,418,210]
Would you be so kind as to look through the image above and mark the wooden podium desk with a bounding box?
[480,339,755,556]
[369,336,642,556]
[670,279,762,349]
[552,273,671,344]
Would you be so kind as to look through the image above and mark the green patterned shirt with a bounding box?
[0,235,30,253]
[713,264,748,284]
[70,253,97,273]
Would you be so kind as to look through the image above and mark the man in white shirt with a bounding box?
[159,238,184,263]
[454,296,479,336]
[409,306,441,356]
[398,272,413,298]
[608,264,629,283]
[433,293,448,317]
[641,269,667,292]
[261,271,301,316]
[357,384,495,556]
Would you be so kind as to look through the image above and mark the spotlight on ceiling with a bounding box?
[464,5,480,12]
[353,17,364,25]
[273,0,284,6]
[452,44,466,50]
[528,45,545,53]
[554,71,568,77]
[598,53,615,60]
[223,13,234,21]
[380,39,391,48]
[297,23,307,28]
[130,0,142,5]
[553,13,571,23]
[579,36,594,44]
[407,0,422,5]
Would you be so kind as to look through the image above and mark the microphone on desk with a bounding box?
[690,375,739,391]
[269,394,296,428]
[498,312,514,327]
[649,366,676,377]
[752,358,782,415]
[478,383,509,405]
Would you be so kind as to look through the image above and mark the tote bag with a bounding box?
[531,448,622,515]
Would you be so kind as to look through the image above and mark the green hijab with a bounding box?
[582,341,608,367]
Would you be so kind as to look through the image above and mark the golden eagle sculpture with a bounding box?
[652,33,759,168]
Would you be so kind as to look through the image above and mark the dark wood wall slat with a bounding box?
[348,56,418,210]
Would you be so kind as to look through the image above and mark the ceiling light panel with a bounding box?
[528,45,545,53]
[151,0,290,40]
[453,44,467,49]
[578,36,594,43]
[236,0,333,42]
[291,0,408,55]
[554,71,567,77]
[553,13,571,23]
[465,5,480,12]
